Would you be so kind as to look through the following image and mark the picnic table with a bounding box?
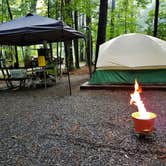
[0,67,28,88]
[0,65,56,89]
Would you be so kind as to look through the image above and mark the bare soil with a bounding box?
[0,65,166,166]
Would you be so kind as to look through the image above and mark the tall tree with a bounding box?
[95,0,108,70]
[6,0,19,67]
[85,16,92,77]
[6,0,12,19]
[64,0,74,71]
[30,0,37,13]
[47,0,53,57]
[110,0,115,38]
[74,10,79,68]
[145,0,165,40]
[124,0,129,33]
[153,0,159,37]
[79,14,85,62]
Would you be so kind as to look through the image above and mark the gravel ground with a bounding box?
[0,73,166,166]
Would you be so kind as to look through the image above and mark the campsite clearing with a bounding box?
[0,68,165,165]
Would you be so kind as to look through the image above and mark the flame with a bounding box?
[130,80,150,119]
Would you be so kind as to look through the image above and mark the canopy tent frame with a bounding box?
[0,13,85,94]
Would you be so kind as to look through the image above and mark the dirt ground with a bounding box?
[0,65,166,166]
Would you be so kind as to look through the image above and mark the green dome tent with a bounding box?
[90,33,166,84]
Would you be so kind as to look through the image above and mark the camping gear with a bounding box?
[132,112,157,134]
[38,56,46,67]
[90,33,166,84]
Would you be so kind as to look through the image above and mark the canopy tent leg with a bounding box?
[67,69,71,96]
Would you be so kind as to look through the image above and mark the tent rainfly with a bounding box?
[90,33,166,84]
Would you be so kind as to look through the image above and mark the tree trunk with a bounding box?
[46,0,53,57]
[64,41,74,71]
[47,0,50,16]
[64,0,74,71]
[60,0,65,20]
[86,15,92,63]
[86,16,92,77]
[30,0,37,13]
[153,0,159,37]
[94,0,108,71]
[6,0,19,67]
[74,11,79,68]
[110,0,115,38]
[80,14,85,61]
[6,0,12,19]
[124,0,128,33]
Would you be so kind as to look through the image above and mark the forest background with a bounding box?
[0,0,166,71]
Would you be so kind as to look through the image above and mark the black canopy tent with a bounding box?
[0,13,84,94]
[0,13,84,45]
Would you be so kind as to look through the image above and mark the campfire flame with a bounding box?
[130,80,150,119]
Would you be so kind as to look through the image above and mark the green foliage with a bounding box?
[68,0,99,17]
[0,0,39,22]
[145,0,166,40]
[136,0,151,8]
[107,0,140,39]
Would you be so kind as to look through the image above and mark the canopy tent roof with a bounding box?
[97,33,166,70]
[0,13,84,46]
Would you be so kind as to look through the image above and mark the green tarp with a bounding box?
[89,69,166,84]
